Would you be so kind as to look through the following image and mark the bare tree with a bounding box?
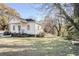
[40,3,79,36]
[40,4,65,36]
[42,16,55,34]
[54,3,79,31]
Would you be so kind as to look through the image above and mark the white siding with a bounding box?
[9,17,20,24]
[8,17,21,33]
[20,22,43,35]
[8,17,43,35]
[9,23,20,33]
[26,22,36,34]
[35,23,43,34]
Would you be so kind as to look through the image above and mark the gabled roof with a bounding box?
[8,14,41,25]
[25,19,42,25]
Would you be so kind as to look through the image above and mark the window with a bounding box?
[18,25,20,31]
[27,25,30,30]
[13,25,15,31]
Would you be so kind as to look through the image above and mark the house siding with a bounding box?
[8,16,43,35]
[9,23,20,33]
[25,22,43,35]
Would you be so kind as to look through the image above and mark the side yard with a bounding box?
[0,37,77,56]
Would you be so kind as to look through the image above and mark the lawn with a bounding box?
[0,37,77,56]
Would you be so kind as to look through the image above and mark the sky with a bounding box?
[6,3,44,21]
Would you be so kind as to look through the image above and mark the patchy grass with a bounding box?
[0,37,75,56]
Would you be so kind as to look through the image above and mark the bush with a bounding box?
[37,32,45,37]
[10,32,45,37]
[11,33,28,37]
[4,31,11,35]
[64,36,73,40]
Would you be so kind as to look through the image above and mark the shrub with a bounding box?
[64,36,73,40]
[37,32,45,37]
[4,31,11,35]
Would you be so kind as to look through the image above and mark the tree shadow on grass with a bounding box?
[72,44,79,56]
[0,44,33,48]
[0,44,48,56]
[0,50,45,56]
[0,39,75,56]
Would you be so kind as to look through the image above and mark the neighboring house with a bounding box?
[8,16,44,35]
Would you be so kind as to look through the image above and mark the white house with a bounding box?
[8,16,44,35]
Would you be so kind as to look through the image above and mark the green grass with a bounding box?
[0,37,76,56]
